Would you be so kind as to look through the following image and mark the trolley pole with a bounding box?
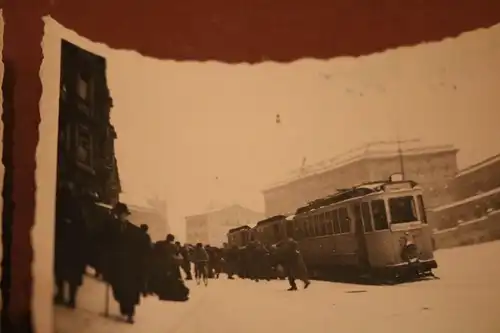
[397,139,405,180]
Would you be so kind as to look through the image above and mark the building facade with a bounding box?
[185,204,265,246]
[57,40,121,204]
[126,201,170,242]
[429,154,500,248]
[262,141,458,219]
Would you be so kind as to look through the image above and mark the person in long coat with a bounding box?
[54,182,87,308]
[280,238,311,291]
[103,203,145,324]
[223,245,238,279]
[150,234,189,301]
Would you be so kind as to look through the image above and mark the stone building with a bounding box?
[430,154,500,248]
[57,39,121,204]
[185,204,264,247]
[262,141,458,220]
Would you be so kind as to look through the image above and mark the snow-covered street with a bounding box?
[55,241,500,333]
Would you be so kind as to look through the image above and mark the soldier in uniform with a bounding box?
[280,238,311,291]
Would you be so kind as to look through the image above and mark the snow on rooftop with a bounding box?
[456,153,500,178]
[263,140,457,191]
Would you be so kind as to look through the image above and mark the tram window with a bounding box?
[416,195,428,224]
[297,220,303,237]
[338,207,350,233]
[388,196,418,224]
[361,202,373,232]
[324,211,333,235]
[312,215,318,236]
[332,210,341,234]
[317,214,326,236]
[313,215,319,236]
[372,200,389,230]
[304,218,311,237]
[311,216,318,236]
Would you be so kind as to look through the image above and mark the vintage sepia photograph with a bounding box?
[29,16,500,333]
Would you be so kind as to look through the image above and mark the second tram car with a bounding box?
[242,178,437,282]
[254,215,288,246]
[227,225,253,248]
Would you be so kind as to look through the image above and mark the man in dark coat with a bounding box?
[280,238,311,291]
[150,234,189,301]
[54,182,88,308]
[222,245,237,279]
[103,202,145,324]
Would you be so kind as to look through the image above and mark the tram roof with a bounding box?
[227,225,251,234]
[295,179,418,214]
[255,215,287,227]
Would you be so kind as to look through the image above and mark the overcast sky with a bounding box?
[43,20,500,239]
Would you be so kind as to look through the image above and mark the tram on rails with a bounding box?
[227,225,255,248]
[227,178,438,282]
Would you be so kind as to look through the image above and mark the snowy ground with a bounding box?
[55,241,500,333]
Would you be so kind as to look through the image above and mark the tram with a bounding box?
[239,178,438,282]
[227,225,253,248]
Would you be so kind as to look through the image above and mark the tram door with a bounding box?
[353,204,370,269]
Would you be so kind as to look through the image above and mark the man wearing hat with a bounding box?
[105,202,145,324]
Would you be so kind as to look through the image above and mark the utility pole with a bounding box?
[394,138,420,180]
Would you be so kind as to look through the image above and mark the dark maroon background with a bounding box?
[1,0,500,331]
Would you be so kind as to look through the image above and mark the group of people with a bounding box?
[53,182,189,325]
[155,237,311,291]
[220,239,311,291]
[53,182,310,326]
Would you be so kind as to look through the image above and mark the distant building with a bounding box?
[430,153,500,248]
[262,141,458,218]
[126,201,169,242]
[185,204,264,247]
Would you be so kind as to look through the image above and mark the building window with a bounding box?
[76,73,94,117]
[75,124,94,172]
[77,74,89,101]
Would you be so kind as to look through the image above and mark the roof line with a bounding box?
[263,144,458,192]
[184,203,263,219]
[429,185,500,213]
[456,152,500,178]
